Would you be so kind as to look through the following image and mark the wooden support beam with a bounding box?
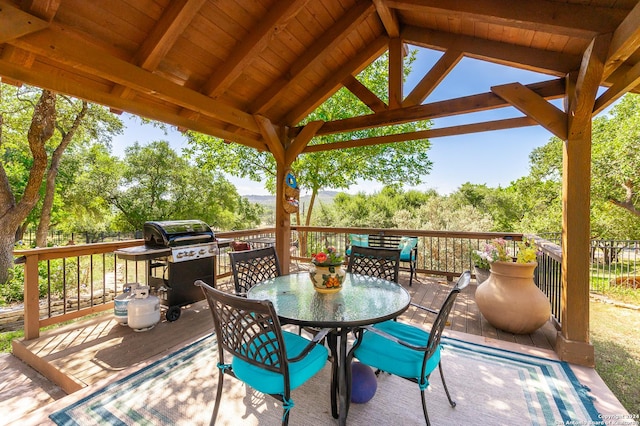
[342,75,388,113]
[11,28,261,134]
[603,1,640,79]
[594,60,640,115]
[303,117,537,153]
[557,35,609,367]
[284,36,388,126]
[388,0,622,38]
[403,26,580,76]
[313,78,565,136]
[389,38,404,109]
[0,1,49,43]
[252,0,375,115]
[403,49,463,107]
[254,115,286,166]
[373,0,400,37]
[202,0,308,98]
[275,164,291,275]
[285,120,324,166]
[491,83,567,140]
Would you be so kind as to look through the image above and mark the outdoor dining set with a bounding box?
[197,242,470,426]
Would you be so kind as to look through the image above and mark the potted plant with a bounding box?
[474,237,551,334]
[309,246,345,293]
[471,248,491,284]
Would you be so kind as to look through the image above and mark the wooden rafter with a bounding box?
[594,61,640,115]
[111,0,206,100]
[309,78,564,137]
[254,115,285,165]
[9,28,261,135]
[373,0,399,38]
[403,49,463,107]
[284,36,389,126]
[386,0,623,38]
[388,37,404,109]
[303,116,537,153]
[251,0,376,115]
[0,1,49,43]
[602,1,640,80]
[492,83,567,140]
[403,26,581,76]
[342,75,387,113]
[285,120,324,166]
[201,0,309,99]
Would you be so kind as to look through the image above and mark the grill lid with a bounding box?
[144,220,215,247]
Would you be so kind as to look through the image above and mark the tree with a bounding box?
[185,52,433,229]
[0,86,56,284]
[108,141,263,231]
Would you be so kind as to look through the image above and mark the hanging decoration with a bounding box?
[283,170,299,214]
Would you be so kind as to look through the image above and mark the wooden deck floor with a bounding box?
[12,270,558,394]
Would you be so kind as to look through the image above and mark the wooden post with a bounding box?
[23,254,41,340]
[275,164,291,274]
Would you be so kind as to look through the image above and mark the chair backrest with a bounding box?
[228,246,282,295]
[347,245,401,283]
[196,280,289,377]
[423,271,471,368]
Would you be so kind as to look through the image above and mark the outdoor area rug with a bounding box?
[49,333,601,425]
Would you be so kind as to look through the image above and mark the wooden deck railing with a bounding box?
[13,227,562,340]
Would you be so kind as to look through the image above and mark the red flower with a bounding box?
[314,252,328,263]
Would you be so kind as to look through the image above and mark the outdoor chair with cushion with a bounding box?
[228,246,281,296]
[346,245,402,283]
[195,280,330,426]
[348,270,471,425]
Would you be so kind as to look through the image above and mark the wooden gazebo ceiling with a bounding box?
[1,0,639,156]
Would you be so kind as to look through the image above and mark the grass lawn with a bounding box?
[590,298,640,415]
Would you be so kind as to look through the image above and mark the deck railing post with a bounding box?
[23,253,41,340]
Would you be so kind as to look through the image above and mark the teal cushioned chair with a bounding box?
[349,271,471,425]
[345,233,369,256]
[196,280,330,425]
[398,237,418,286]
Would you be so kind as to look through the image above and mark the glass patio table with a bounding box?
[247,272,411,426]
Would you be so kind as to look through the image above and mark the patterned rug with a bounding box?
[49,334,601,425]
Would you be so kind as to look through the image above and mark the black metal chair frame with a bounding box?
[195,280,329,425]
[347,271,471,425]
[228,246,281,296]
[346,245,402,283]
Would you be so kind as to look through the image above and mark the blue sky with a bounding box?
[112,48,567,196]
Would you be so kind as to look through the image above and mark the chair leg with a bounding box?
[420,389,431,426]
[210,371,225,425]
[438,362,457,408]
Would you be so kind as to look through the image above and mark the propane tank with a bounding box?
[114,283,139,325]
[127,286,160,332]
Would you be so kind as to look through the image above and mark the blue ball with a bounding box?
[350,362,377,403]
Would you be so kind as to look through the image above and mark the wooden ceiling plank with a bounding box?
[284,35,389,126]
[387,0,623,38]
[603,1,640,79]
[492,82,567,140]
[403,26,581,76]
[303,116,537,153]
[202,0,309,98]
[314,78,565,136]
[373,0,399,38]
[23,0,61,21]
[285,120,324,166]
[0,57,267,150]
[254,115,285,165]
[569,34,610,138]
[594,60,640,115]
[342,75,387,113]
[251,0,375,114]
[388,37,403,109]
[0,1,50,43]
[12,28,260,133]
[403,49,463,107]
